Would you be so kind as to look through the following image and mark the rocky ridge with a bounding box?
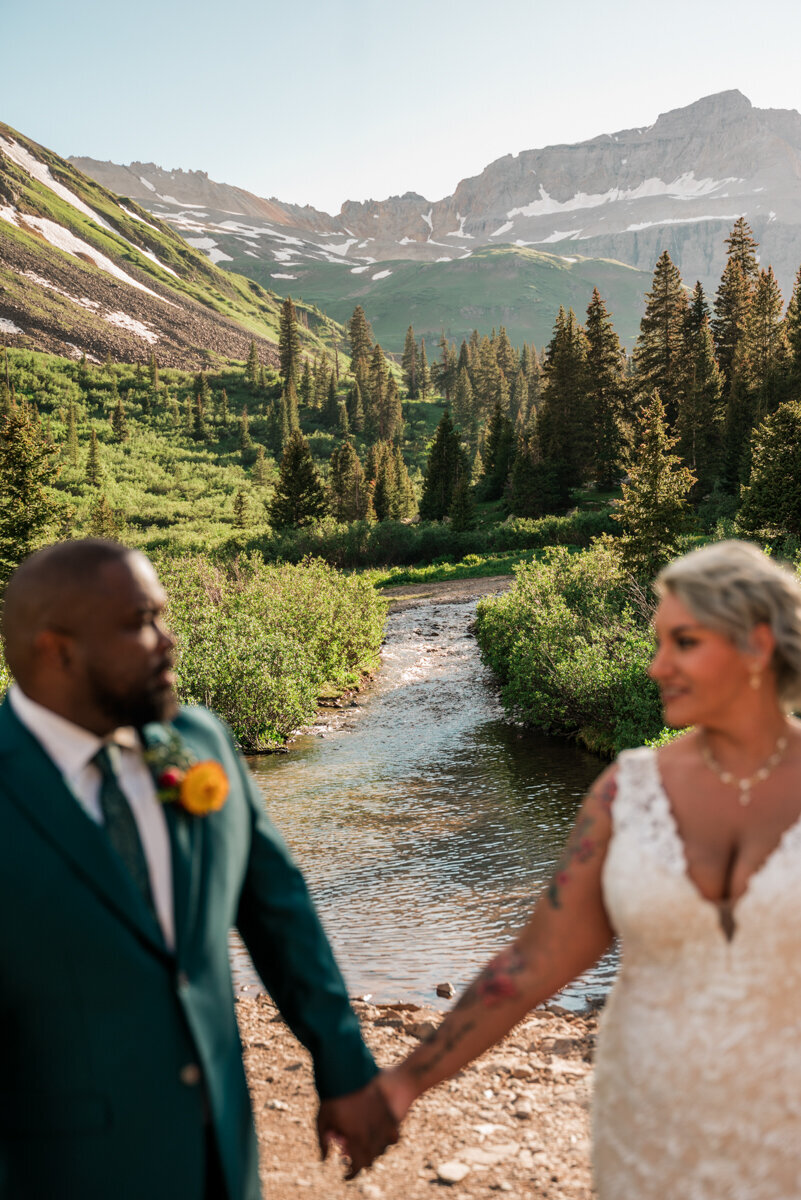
[74,90,801,304]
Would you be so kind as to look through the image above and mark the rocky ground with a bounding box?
[237,995,596,1199]
[380,576,514,614]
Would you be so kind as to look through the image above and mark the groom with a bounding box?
[0,539,397,1199]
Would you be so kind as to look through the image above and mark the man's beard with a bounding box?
[86,661,179,728]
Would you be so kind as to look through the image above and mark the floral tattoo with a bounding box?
[547,773,617,909]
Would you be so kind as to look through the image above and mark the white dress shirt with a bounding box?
[9,684,175,950]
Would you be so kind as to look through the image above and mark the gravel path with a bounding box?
[238,995,596,1199]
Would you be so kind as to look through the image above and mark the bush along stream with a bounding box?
[153,554,388,751]
[474,541,668,756]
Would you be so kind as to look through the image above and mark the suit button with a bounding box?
[179,1063,202,1087]
[176,971,190,990]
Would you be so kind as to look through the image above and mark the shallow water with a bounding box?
[233,590,618,1010]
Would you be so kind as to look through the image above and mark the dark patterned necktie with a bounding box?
[93,744,158,922]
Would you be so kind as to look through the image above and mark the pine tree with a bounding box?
[713,220,759,388]
[419,410,463,520]
[66,400,79,467]
[633,251,688,423]
[739,400,801,539]
[245,340,260,389]
[784,266,801,396]
[507,428,564,517]
[677,317,724,496]
[192,394,207,441]
[0,407,60,585]
[538,307,590,495]
[338,400,350,437]
[585,288,629,490]
[329,438,366,522]
[85,428,103,486]
[233,489,249,529]
[239,406,252,455]
[252,445,268,487]
[722,351,754,491]
[219,388,230,427]
[278,297,301,384]
[110,395,128,442]
[614,390,696,579]
[372,444,398,522]
[285,377,300,432]
[268,430,328,528]
[418,339,430,399]
[348,380,365,433]
[402,325,418,398]
[685,281,711,337]
[325,375,340,427]
[382,375,403,443]
[148,352,159,392]
[89,492,122,540]
[745,266,787,419]
[348,306,373,371]
[299,359,313,408]
[448,461,475,531]
[481,400,516,500]
[392,444,416,518]
[725,217,760,283]
[452,366,475,436]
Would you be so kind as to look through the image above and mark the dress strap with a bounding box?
[611,747,686,876]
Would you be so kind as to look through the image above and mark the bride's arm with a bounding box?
[380,765,618,1121]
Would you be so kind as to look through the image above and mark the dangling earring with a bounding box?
[750,671,762,691]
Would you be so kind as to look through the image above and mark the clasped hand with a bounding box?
[317,1076,400,1179]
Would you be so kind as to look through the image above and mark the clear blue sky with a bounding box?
[3,0,801,213]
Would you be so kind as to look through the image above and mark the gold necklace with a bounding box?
[700,733,788,806]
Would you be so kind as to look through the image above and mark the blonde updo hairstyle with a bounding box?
[656,541,801,710]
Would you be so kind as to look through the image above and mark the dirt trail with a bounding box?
[380,575,514,613]
[238,995,596,1199]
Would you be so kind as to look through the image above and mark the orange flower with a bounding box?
[179,761,229,815]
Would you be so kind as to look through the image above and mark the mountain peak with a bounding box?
[652,89,753,134]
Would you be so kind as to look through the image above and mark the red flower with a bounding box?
[159,767,185,789]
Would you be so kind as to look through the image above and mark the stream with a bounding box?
[233,579,618,1011]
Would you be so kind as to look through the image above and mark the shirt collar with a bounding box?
[8,684,141,781]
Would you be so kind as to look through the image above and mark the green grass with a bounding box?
[372,548,544,586]
[223,244,652,354]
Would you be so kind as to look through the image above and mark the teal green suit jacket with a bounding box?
[0,698,377,1199]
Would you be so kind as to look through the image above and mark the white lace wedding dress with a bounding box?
[592,747,801,1199]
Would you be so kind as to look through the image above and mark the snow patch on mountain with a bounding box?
[0,317,22,334]
[507,174,741,220]
[490,221,514,239]
[0,136,115,233]
[104,311,158,343]
[372,269,392,280]
[120,205,159,231]
[0,205,173,301]
[625,213,742,232]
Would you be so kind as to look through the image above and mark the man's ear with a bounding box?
[34,629,75,673]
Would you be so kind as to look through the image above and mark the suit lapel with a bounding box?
[0,700,169,960]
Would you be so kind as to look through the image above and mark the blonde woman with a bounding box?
[379,541,801,1198]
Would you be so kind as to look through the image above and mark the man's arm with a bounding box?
[379,767,618,1120]
[230,746,397,1174]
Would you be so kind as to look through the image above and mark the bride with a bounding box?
[378,540,801,1198]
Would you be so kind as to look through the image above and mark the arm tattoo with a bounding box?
[408,948,527,1081]
[547,774,617,910]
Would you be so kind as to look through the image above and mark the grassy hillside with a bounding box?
[0,123,346,366]
[221,244,652,353]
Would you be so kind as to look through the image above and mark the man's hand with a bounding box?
[317,1077,400,1180]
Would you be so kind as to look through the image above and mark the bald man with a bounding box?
[0,540,397,1200]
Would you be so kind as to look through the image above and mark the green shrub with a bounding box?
[152,553,387,751]
[475,541,664,756]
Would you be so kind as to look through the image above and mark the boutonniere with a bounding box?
[141,728,229,816]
